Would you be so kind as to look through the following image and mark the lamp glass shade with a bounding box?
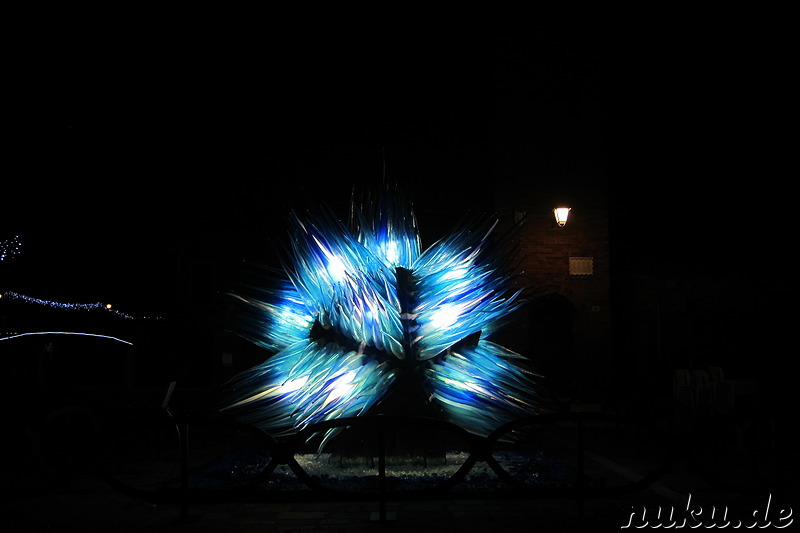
[553,207,571,227]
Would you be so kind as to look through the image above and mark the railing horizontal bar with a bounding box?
[94,411,685,507]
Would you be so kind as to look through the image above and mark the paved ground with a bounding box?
[2,408,795,532]
[0,491,645,532]
[5,471,791,532]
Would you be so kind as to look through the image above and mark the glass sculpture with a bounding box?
[221,184,549,448]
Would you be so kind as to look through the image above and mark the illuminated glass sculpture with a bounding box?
[221,185,548,448]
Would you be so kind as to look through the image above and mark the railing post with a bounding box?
[378,423,387,522]
[369,418,395,522]
[178,415,189,523]
[576,415,586,518]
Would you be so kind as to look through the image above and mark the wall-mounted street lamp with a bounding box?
[553,207,571,227]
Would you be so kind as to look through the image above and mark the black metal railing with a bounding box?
[13,397,780,524]
[97,410,677,522]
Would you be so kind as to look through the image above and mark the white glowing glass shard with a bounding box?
[322,370,358,407]
[384,239,399,265]
[278,375,309,394]
[311,235,350,283]
[325,254,348,282]
[425,302,463,330]
[439,265,470,281]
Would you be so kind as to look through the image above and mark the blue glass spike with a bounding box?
[412,218,525,360]
[227,269,314,353]
[350,182,421,269]
[422,340,547,437]
[283,208,405,357]
[221,339,397,438]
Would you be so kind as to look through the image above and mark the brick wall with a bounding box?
[491,182,611,400]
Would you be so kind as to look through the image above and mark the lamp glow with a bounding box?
[553,207,571,227]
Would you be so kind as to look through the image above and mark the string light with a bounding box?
[0,331,133,346]
[0,291,161,320]
[0,236,22,261]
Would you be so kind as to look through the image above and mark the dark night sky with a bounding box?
[3,14,792,315]
[4,20,494,306]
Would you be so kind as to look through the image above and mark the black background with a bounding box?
[3,12,793,321]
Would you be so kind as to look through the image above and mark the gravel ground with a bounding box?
[166,446,577,494]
